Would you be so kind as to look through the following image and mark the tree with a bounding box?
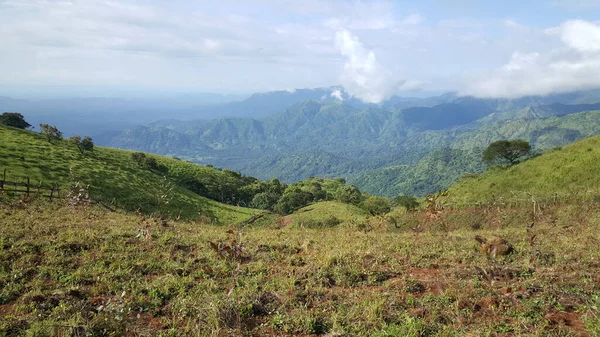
[70,135,94,154]
[483,140,531,165]
[39,124,63,142]
[274,188,314,214]
[394,195,419,212]
[360,196,392,216]
[250,192,279,210]
[0,112,31,129]
[81,136,94,152]
[70,135,83,152]
[335,185,363,205]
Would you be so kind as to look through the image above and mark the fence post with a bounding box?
[0,168,4,193]
[26,177,30,197]
[50,186,54,200]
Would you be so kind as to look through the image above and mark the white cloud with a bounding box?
[550,20,600,52]
[330,89,344,101]
[333,29,425,103]
[462,19,600,98]
[334,29,393,103]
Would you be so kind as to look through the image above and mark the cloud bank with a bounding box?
[463,20,600,98]
[334,29,422,103]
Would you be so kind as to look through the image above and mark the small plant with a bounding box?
[155,176,174,208]
[208,229,245,262]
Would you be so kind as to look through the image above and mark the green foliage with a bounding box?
[0,112,31,129]
[103,98,600,199]
[482,139,531,165]
[335,185,363,205]
[250,192,278,210]
[394,195,419,211]
[360,196,392,215]
[81,136,94,152]
[444,134,600,206]
[70,135,94,154]
[274,188,314,215]
[0,125,258,222]
[131,151,147,165]
[39,123,62,142]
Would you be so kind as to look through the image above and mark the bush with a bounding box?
[131,152,146,165]
[394,195,419,211]
[0,112,31,129]
[250,192,279,210]
[274,189,313,214]
[70,135,94,154]
[360,196,392,216]
[39,124,62,142]
[179,177,208,196]
[335,185,362,205]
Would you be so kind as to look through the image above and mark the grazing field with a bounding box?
[443,134,600,208]
[0,125,259,223]
[1,199,599,336]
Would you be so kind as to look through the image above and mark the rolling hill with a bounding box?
[0,125,260,223]
[441,133,600,207]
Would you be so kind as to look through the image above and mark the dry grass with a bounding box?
[1,198,599,336]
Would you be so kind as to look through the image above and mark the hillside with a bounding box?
[353,110,600,197]
[442,134,600,206]
[0,125,259,223]
[2,192,599,336]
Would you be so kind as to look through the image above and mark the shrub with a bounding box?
[39,124,62,142]
[394,195,419,211]
[250,192,278,210]
[360,196,392,215]
[0,112,31,129]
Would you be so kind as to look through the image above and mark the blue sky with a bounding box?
[1,0,600,101]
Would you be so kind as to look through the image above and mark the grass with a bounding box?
[443,134,600,207]
[0,125,259,223]
[287,201,370,228]
[1,198,599,336]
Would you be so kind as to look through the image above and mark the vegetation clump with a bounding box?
[69,135,94,154]
[0,112,31,129]
[482,139,531,165]
[39,123,63,142]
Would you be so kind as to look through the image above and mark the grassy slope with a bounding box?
[288,201,370,226]
[1,200,598,336]
[443,134,600,206]
[0,126,258,223]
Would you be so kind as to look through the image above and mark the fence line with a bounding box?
[1,169,62,200]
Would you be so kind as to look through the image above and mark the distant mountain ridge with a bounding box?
[95,89,600,198]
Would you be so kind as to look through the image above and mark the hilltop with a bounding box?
[442,134,600,207]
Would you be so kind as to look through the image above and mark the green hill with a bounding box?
[351,110,600,197]
[442,134,600,206]
[288,201,370,226]
[0,125,259,223]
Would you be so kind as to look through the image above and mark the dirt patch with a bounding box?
[0,303,14,316]
[544,311,589,337]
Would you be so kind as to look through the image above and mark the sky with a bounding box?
[1,0,600,102]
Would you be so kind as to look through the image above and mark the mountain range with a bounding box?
[84,88,600,197]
